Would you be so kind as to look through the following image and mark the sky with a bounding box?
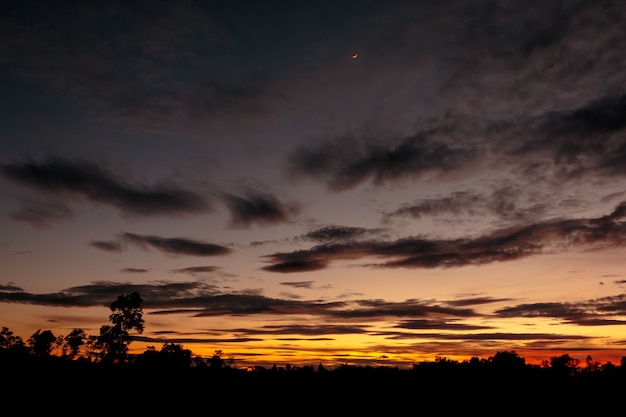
[2,0,626,368]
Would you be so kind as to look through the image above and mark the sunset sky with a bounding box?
[2,0,626,368]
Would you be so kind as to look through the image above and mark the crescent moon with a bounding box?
[352,53,358,59]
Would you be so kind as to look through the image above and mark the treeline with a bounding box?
[2,292,626,413]
[2,291,626,379]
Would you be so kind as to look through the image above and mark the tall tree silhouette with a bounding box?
[64,328,87,359]
[97,292,144,363]
[27,329,56,357]
[544,354,581,376]
[0,326,23,350]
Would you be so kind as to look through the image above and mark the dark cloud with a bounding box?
[220,190,300,228]
[288,133,478,191]
[231,324,370,336]
[133,335,263,345]
[121,233,232,257]
[384,186,549,223]
[495,293,626,326]
[3,280,626,349]
[444,297,514,307]
[498,93,626,182]
[302,225,382,243]
[171,266,219,275]
[262,258,329,273]
[249,225,385,248]
[553,93,626,135]
[0,280,477,320]
[0,283,23,292]
[8,198,74,228]
[395,319,491,331]
[0,280,221,308]
[119,268,149,273]
[1,157,210,217]
[263,201,626,272]
[329,299,478,319]
[90,240,123,253]
[385,190,486,220]
[280,281,315,289]
[387,332,591,342]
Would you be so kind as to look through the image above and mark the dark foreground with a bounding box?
[4,358,625,414]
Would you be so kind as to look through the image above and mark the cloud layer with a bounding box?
[1,157,210,217]
[90,233,232,257]
[263,202,626,272]
[2,280,625,345]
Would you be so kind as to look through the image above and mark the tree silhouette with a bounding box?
[209,349,225,369]
[96,292,144,362]
[0,326,28,360]
[135,342,193,369]
[27,329,56,357]
[545,354,580,376]
[489,350,526,370]
[0,326,23,349]
[64,328,87,359]
[159,342,192,368]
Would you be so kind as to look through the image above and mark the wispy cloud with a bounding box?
[263,201,626,272]
[495,293,626,326]
[220,189,300,228]
[1,157,210,217]
[121,233,232,257]
[170,266,219,275]
[280,281,315,289]
[90,240,123,253]
[90,233,232,257]
[3,281,625,338]
[302,225,385,243]
[288,133,478,191]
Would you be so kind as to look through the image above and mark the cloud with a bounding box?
[0,280,222,308]
[262,201,626,272]
[498,94,626,182]
[171,266,219,275]
[90,240,123,253]
[8,198,74,228]
[444,296,514,307]
[287,132,478,191]
[382,186,553,226]
[0,157,210,217]
[302,225,384,243]
[385,190,486,220]
[90,234,232,257]
[0,280,480,320]
[280,281,315,289]
[262,258,329,273]
[495,293,626,326]
[386,332,591,342]
[220,189,300,228]
[395,319,491,331]
[3,280,626,349]
[554,93,626,134]
[329,299,478,320]
[120,268,149,273]
[0,283,23,292]
[230,324,371,336]
[121,233,232,257]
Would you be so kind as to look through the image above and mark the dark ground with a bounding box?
[4,358,624,414]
